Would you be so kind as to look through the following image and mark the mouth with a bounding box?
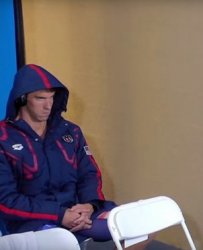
[40,113,50,118]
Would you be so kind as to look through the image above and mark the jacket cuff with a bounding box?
[88,200,105,211]
[58,207,66,225]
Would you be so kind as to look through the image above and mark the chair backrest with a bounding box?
[107,196,196,250]
[35,228,80,250]
[0,228,80,250]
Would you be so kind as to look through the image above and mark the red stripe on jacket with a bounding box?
[29,64,52,89]
[0,204,58,221]
[89,155,105,200]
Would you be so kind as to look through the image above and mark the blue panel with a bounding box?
[0,0,17,120]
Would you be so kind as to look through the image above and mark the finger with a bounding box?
[70,207,90,213]
[70,204,93,213]
[74,218,92,226]
[82,223,92,229]
[74,214,92,225]
[70,222,92,232]
[70,222,85,232]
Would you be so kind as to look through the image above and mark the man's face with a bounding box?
[24,89,55,122]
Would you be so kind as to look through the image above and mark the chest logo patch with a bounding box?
[12,144,24,150]
[62,134,74,143]
[84,146,92,155]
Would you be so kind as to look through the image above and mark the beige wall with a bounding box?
[22,0,203,248]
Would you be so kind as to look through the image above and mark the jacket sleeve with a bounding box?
[74,127,105,203]
[0,148,65,224]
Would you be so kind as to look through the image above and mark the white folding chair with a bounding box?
[107,196,196,250]
[0,227,80,250]
[35,228,80,250]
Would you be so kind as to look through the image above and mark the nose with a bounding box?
[44,99,53,110]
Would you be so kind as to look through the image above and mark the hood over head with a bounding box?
[6,64,69,120]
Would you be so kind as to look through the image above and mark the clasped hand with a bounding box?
[62,203,94,232]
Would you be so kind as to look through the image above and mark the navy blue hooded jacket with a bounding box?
[0,64,106,233]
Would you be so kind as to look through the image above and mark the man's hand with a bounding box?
[61,208,81,229]
[62,204,94,232]
[70,203,94,219]
[69,203,94,232]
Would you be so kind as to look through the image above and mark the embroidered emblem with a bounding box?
[84,146,92,155]
[12,144,24,150]
[62,134,74,143]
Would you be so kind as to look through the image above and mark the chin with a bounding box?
[38,117,49,122]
